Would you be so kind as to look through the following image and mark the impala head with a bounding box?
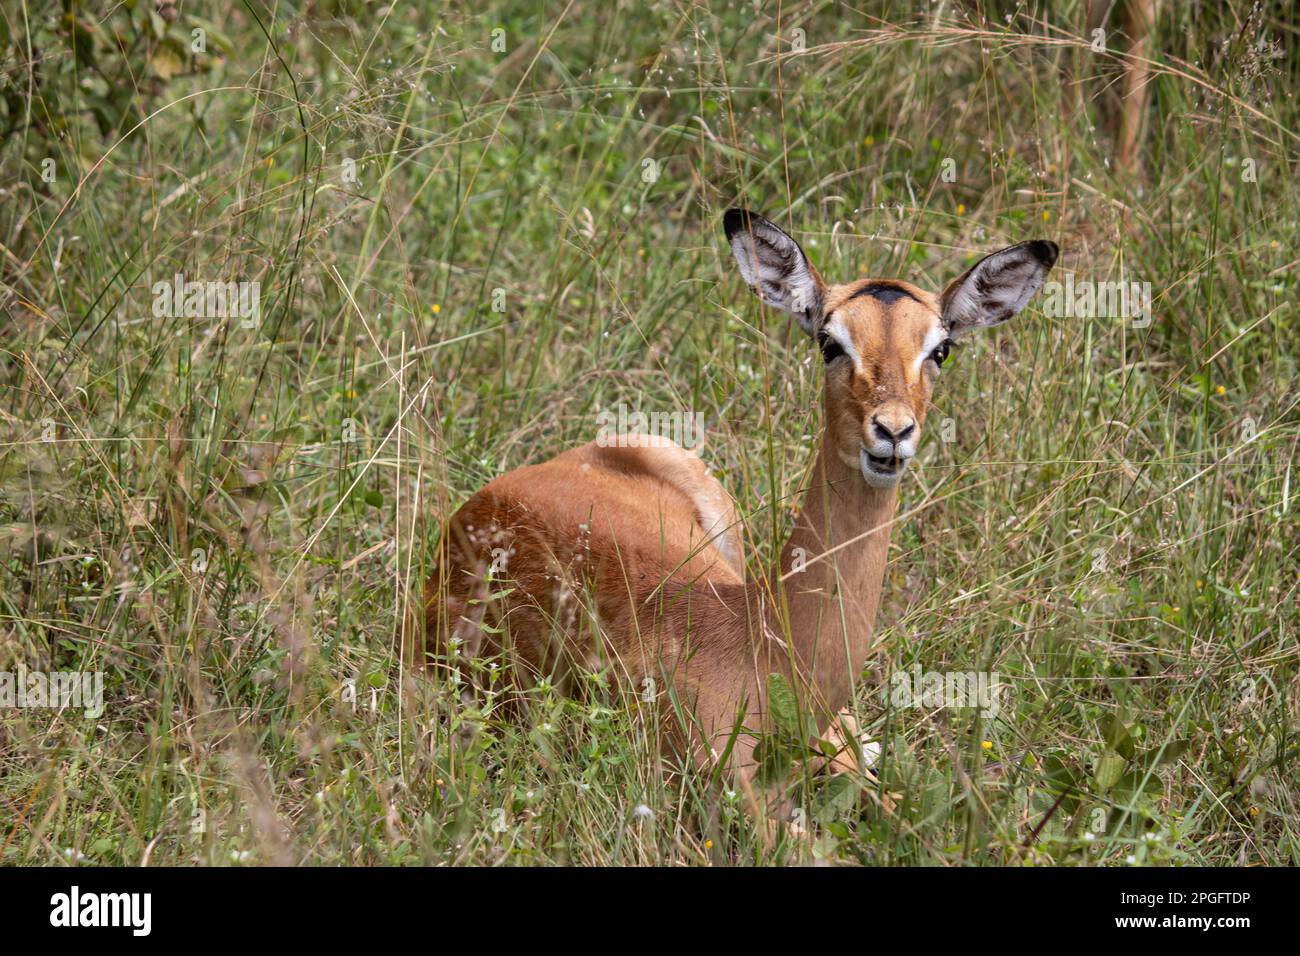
[724,209,1058,489]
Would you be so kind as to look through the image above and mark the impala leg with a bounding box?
[1116,0,1160,174]
[810,708,872,775]
[812,708,897,817]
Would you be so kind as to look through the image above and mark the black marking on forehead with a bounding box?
[846,281,921,306]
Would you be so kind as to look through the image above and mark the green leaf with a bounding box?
[824,821,851,840]
[1041,753,1077,791]
[1111,771,1163,816]
[1099,714,1136,759]
[1139,739,1191,769]
[752,738,792,785]
[150,46,183,81]
[527,727,556,764]
[1040,753,1081,812]
[813,774,858,823]
[363,490,383,508]
[765,672,802,740]
[1093,754,1126,793]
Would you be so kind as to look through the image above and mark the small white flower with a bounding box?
[632,803,654,820]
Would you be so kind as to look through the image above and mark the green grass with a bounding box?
[0,0,1296,866]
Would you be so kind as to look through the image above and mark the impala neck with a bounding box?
[767,436,898,722]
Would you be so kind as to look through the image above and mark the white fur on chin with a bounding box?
[859,447,906,489]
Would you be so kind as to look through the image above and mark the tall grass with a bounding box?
[0,0,1295,865]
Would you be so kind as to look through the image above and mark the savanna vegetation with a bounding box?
[0,0,1295,865]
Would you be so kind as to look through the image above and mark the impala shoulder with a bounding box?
[580,438,745,578]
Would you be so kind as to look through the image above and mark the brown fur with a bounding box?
[416,216,1055,816]
[417,279,944,784]
[819,281,942,469]
[1084,0,1162,175]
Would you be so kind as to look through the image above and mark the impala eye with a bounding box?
[817,330,846,365]
[930,339,951,367]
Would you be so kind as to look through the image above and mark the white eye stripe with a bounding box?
[822,314,945,375]
[914,324,948,375]
[822,313,861,369]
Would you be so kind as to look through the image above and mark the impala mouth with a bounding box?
[860,447,907,487]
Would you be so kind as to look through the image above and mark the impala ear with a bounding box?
[723,209,826,334]
[940,240,1059,339]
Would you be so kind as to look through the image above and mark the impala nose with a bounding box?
[871,415,915,448]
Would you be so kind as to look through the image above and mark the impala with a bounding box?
[419,210,1057,809]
